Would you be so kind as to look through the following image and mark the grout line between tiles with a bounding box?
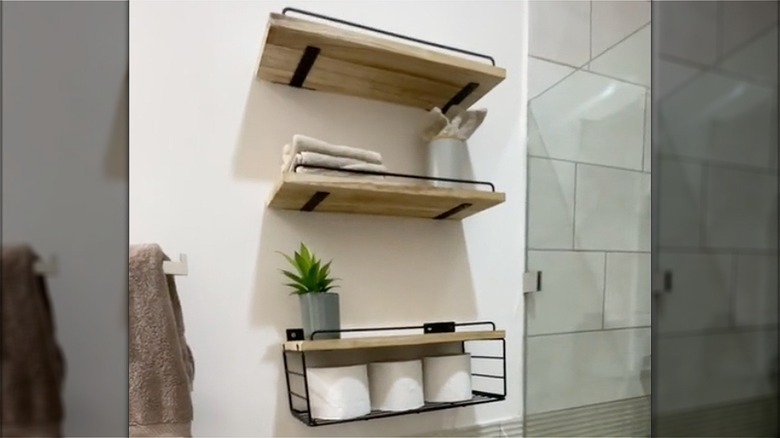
[659,51,777,90]
[529,248,652,254]
[528,52,649,104]
[590,21,651,67]
[657,324,779,340]
[659,22,776,74]
[586,69,649,89]
[588,0,593,62]
[527,54,584,71]
[529,154,647,175]
[641,90,650,171]
[528,325,651,339]
[527,58,580,101]
[601,251,608,329]
[699,164,709,247]
[657,153,779,176]
[572,163,578,249]
[657,246,778,255]
[716,1,723,59]
[729,254,739,328]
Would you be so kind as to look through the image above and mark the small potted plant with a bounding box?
[279,243,340,340]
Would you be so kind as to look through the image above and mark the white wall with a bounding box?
[2,2,128,436]
[129,1,528,436]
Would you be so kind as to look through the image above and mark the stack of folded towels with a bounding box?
[281,134,387,178]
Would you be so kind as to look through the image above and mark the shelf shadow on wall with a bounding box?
[231,76,431,182]
[249,208,479,436]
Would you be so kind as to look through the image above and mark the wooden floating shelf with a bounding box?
[267,173,506,221]
[257,11,506,110]
[283,330,505,352]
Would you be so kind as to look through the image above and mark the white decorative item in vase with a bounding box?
[422,353,473,402]
[368,359,425,411]
[422,105,487,189]
[307,364,371,420]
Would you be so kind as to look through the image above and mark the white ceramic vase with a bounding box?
[427,137,469,188]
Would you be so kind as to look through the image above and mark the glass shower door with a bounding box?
[523,1,651,436]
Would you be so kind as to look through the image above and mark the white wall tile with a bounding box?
[657,1,719,65]
[657,330,778,414]
[661,71,776,168]
[528,0,590,67]
[720,27,778,86]
[527,157,575,249]
[604,253,650,329]
[734,254,779,327]
[721,1,778,55]
[530,71,646,170]
[656,252,733,334]
[657,59,701,99]
[710,95,777,169]
[658,158,704,248]
[527,251,605,335]
[590,25,650,87]
[528,56,575,101]
[526,328,650,414]
[574,165,650,251]
[705,167,778,250]
[591,0,651,59]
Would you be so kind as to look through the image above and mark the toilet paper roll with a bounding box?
[423,354,472,403]
[368,360,424,411]
[307,364,371,420]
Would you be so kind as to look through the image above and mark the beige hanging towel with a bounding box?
[129,244,194,438]
[1,245,65,438]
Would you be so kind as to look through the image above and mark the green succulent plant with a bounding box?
[278,243,339,294]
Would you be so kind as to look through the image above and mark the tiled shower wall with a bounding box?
[524,0,651,425]
[654,1,778,433]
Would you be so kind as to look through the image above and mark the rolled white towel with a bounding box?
[296,168,385,180]
[291,135,383,164]
[296,162,387,180]
[284,151,381,173]
[342,163,387,172]
[282,153,387,179]
[295,158,387,173]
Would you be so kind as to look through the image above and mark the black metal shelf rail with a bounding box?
[279,7,496,113]
[290,164,497,220]
[282,320,507,427]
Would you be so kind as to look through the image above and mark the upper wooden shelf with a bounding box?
[284,330,505,352]
[257,11,506,110]
[267,173,505,221]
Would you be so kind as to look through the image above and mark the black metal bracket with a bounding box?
[300,191,329,212]
[289,46,321,88]
[434,203,473,220]
[286,328,305,341]
[423,321,456,333]
[282,7,496,66]
[442,82,479,114]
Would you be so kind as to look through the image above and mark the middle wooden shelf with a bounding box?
[267,173,506,220]
[284,329,506,352]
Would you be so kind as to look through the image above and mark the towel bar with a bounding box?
[33,255,57,276]
[163,254,188,276]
